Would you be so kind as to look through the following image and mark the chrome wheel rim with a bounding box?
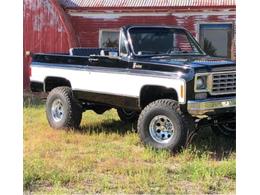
[149,115,175,144]
[51,99,64,122]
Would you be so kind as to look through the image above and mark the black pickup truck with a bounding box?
[30,25,236,151]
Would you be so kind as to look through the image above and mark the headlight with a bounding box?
[195,75,208,91]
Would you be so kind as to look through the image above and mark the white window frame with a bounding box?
[196,21,235,58]
[98,29,120,48]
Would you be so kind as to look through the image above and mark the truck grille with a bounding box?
[211,71,236,95]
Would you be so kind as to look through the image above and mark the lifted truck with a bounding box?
[30,25,236,151]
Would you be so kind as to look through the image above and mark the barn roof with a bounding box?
[59,0,236,9]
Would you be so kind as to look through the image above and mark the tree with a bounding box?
[203,38,217,56]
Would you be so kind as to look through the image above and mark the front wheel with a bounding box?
[137,99,192,152]
[211,122,236,138]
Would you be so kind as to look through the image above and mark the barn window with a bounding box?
[99,29,120,48]
[199,24,233,58]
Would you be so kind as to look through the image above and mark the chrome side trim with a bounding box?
[187,97,236,116]
[31,62,183,80]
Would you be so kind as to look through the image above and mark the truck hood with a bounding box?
[136,55,236,72]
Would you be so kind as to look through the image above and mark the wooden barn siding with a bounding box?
[68,8,236,56]
[23,0,71,89]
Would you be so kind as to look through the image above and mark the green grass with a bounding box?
[24,103,236,194]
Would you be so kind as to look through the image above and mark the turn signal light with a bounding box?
[180,85,184,98]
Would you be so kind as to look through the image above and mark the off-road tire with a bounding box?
[137,99,194,152]
[117,108,139,123]
[46,87,82,129]
[211,123,236,138]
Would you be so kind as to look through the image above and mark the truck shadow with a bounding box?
[79,119,134,135]
[187,127,236,160]
[78,120,235,160]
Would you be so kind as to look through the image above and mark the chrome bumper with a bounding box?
[187,97,236,116]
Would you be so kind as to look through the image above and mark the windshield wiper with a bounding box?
[168,51,202,55]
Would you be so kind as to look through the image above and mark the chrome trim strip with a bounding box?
[31,62,183,80]
[187,97,236,116]
[31,62,88,70]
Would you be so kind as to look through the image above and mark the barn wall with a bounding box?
[68,8,236,57]
[23,0,71,89]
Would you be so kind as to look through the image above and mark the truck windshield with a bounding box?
[128,27,205,56]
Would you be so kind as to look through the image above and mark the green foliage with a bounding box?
[203,38,217,56]
[24,105,236,194]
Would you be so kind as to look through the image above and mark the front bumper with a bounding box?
[187,97,236,116]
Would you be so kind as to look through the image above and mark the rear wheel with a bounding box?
[46,87,82,129]
[117,108,139,123]
[137,99,193,152]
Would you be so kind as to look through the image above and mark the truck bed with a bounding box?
[32,47,118,66]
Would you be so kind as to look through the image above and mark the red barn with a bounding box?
[23,0,236,89]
